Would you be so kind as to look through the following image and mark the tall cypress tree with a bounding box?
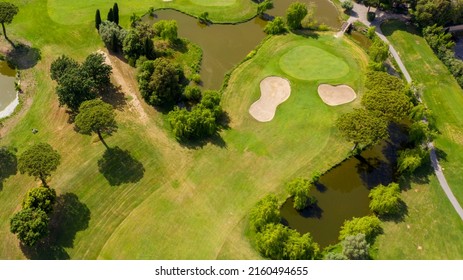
[95,9,102,30]
[113,3,119,25]
[107,8,114,22]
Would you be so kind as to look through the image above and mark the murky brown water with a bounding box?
[280,140,399,248]
[146,0,341,89]
[0,61,17,119]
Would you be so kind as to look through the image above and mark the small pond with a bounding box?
[281,136,403,248]
[145,0,341,89]
[0,61,17,119]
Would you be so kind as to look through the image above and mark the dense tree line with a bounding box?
[50,53,112,111]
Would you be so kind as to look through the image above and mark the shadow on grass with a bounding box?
[101,84,127,111]
[20,193,90,260]
[177,112,230,149]
[0,146,17,191]
[377,200,409,223]
[6,42,41,70]
[98,146,145,186]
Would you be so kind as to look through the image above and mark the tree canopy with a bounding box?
[397,147,429,174]
[286,178,316,210]
[0,1,19,40]
[99,20,127,52]
[339,215,382,243]
[56,66,97,111]
[336,108,389,148]
[368,183,402,216]
[285,2,308,30]
[361,89,412,123]
[264,17,287,35]
[18,143,61,187]
[153,20,178,42]
[75,99,117,148]
[22,186,57,214]
[249,194,281,232]
[10,208,49,247]
[342,233,370,260]
[81,53,112,90]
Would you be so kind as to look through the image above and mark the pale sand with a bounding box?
[317,84,357,106]
[249,76,291,122]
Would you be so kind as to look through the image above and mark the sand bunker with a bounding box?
[249,76,291,122]
[317,84,357,106]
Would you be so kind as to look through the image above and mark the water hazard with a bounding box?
[146,0,341,89]
[281,138,401,248]
[0,61,17,119]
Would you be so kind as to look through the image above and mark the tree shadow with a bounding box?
[101,84,127,111]
[0,146,17,191]
[292,29,320,39]
[98,146,145,186]
[20,193,90,260]
[314,182,327,193]
[179,133,228,149]
[434,147,447,162]
[6,42,41,70]
[298,203,323,219]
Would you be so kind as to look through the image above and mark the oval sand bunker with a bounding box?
[249,76,291,122]
[318,84,357,106]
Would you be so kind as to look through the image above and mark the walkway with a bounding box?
[341,2,463,221]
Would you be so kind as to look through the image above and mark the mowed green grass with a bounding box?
[279,45,350,81]
[47,0,257,25]
[1,1,368,259]
[382,21,463,206]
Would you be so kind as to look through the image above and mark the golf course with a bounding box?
[1,0,463,260]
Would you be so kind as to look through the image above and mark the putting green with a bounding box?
[279,46,349,81]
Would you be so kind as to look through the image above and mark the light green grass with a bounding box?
[279,45,350,81]
[47,0,257,25]
[1,0,370,259]
[382,20,463,206]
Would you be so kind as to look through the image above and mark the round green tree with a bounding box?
[75,99,118,148]
[22,186,57,214]
[285,2,308,30]
[369,183,402,216]
[10,208,49,247]
[18,143,61,187]
[339,215,382,243]
[342,233,370,260]
[286,177,316,210]
[249,194,281,232]
[0,1,19,40]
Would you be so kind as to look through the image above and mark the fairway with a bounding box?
[279,45,350,81]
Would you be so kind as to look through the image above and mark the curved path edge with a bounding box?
[341,2,463,220]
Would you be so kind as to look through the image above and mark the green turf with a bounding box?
[47,0,257,25]
[382,20,463,206]
[279,45,350,81]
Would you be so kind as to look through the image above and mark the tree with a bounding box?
[264,17,287,35]
[397,147,428,174]
[10,208,49,247]
[342,234,370,260]
[341,0,354,11]
[339,215,382,243]
[336,108,389,149]
[137,58,185,107]
[249,194,281,232]
[99,20,127,52]
[286,178,316,210]
[0,2,19,40]
[284,230,319,260]
[153,20,178,42]
[50,55,79,83]
[368,183,402,216]
[95,9,102,30]
[286,2,308,30]
[409,120,434,145]
[325,252,348,260]
[113,3,119,25]
[257,0,274,17]
[363,0,379,13]
[18,143,61,187]
[22,186,57,214]
[107,8,114,22]
[56,66,97,111]
[122,29,144,62]
[183,85,202,102]
[198,12,209,24]
[423,24,454,52]
[361,89,412,123]
[81,53,112,89]
[411,0,452,27]
[365,71,405,92]
[75,99,117,148]
[368,38,389,64]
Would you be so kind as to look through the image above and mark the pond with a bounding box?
[0,61,17,119]
[146,0,341,89]
[280,137,402,248]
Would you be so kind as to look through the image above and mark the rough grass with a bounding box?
[279,45,350,81]
[47,0,257,25]
[1,1,370,259]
